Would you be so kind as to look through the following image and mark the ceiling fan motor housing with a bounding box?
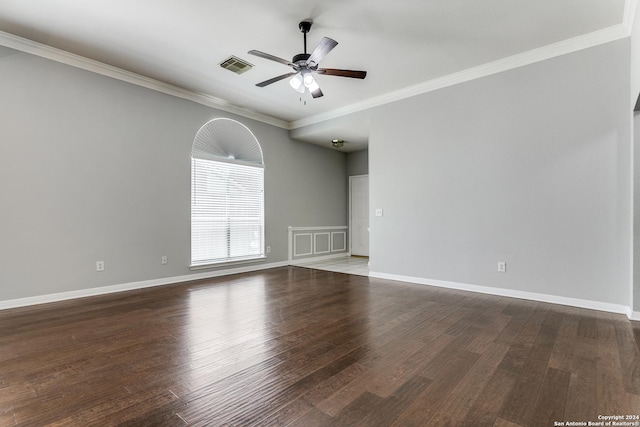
[292,53,311,66]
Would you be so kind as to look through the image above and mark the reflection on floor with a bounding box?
[294,256,370,276]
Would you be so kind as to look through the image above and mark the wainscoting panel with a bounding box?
[293,233,313,257]
[331,231,346,252]
[288,226,349,263]
[314,233,331,255]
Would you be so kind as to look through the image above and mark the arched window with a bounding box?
[191,118,264,267]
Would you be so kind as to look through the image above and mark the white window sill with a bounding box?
[190,256,267,271]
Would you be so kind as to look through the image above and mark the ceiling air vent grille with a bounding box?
[219,56,254,74]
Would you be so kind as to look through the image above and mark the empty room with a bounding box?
[1,1,640,426]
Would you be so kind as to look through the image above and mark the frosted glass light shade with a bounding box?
[289,73,303,90]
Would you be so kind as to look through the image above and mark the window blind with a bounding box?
[191,158,264,266]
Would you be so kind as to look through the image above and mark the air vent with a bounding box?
[219,56,254,74]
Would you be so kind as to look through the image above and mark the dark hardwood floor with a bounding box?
[0,266,639,426]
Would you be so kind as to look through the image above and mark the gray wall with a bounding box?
[635,112,640,313]
[0,47,346,301]
[369,39,632,307]
[347,149,368,177]
[631,5,640,314]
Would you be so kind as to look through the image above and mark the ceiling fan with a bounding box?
[248,21,367,98]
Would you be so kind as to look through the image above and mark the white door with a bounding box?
[350,175,369,256]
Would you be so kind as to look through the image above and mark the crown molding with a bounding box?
[0,31,289,129]
[623,0,638,31]
[1,0,635,134]
[290,22,631,130]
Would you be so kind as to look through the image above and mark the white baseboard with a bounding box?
[0,260,290,311]
[369,271,633,319]
[5,262,636,322]
[290,252,351,265]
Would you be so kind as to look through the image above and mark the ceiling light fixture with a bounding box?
[289,73,304,93]
[332,139,345,148]
[289,69,320,96]
[248,21,367,99]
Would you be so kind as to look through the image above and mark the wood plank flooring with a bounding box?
[0,266,639,426]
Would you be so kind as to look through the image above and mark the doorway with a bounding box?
[349,175,369,256]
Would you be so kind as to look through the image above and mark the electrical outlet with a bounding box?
[375,208,384,217]
[497,262,506,273]
[266,246,271,253]
[161,256,168,265]
[96,261,105,272]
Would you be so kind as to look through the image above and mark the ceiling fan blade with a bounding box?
[306,37,338,66]
[256,72,296,87]
[317,68,367,79]
[248,50,295,67]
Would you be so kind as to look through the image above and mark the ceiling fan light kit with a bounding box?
[248,21,367,99]
[289,73,304,91]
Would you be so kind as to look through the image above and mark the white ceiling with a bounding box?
[0,0,630,152]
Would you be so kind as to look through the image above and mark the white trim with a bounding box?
[290,23,630,130]
[293,233,313,257]
[1,9,634,133]
[290,252,351,266]
[630,102,636,324]
[630,0,639,325]
[288,226,293,262]
[331,231,347,252]
[314,232,331,255]
[348,176,354,255]
[0,31,288,130]
[288,226,349,262]
[629,0,640,325]
[189,256,267,270]
[623,0,638,32]
[0,260,289,311]
[289,226,348,231]
[369,271,634,319]
[3,261,634,317]
[349,175,369,256]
